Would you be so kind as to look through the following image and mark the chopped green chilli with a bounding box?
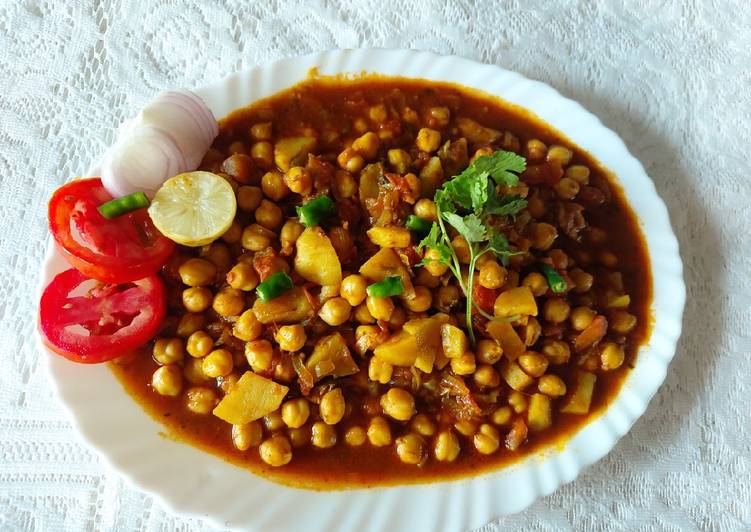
[405,215,433,236]
[256,271,294,302]
[366,276,404,298]
[296,196,335,227]
[97,191,150,219]
[540,263,568,293]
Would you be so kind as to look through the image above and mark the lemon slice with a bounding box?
[148,171,236,247]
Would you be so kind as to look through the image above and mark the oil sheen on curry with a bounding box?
[110,76,652,488]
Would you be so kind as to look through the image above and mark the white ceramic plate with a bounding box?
[37,48,685,532]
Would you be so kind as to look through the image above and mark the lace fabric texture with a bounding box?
[1,1,749,530]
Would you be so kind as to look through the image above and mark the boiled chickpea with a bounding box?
[410,413,436,437]
[340,275,367,306]
[344,426,367,446]
[351,131,380,160]
[508,390,528,413]
[519,351,549,378]
[318,297,352,326]
[176,313,206,338]
[241,226,271,251]
[538,374,567,397]
[547,145,573,166]
[337,148,364,173]
[553,177,580,200]
[182,287,212,312]
[237,185,263,212]
[186,330,213,358]
[202,349,234,378]
[415,267,441,288]
[473,364,500,388]
[273,356,296,384]
[233,309,262,341]
[387,148,411,174]
[151,365,182,397]
[354,302,375,324]
[280,219,304,255]
[320,388,346,425]
[200,242,232,273]
[479,261,507,289]
[450,352,476,376]
[288,427,310,448]
[522,317,542,346]
[531,223,558,250]
[416,128,441,152]
[218,373,240,394]
[543,298,571,324]
[474,424,500,454]
[226,262,259,291]
[600,342,625,370]
[611,310,637,334]
[380,388,415,421]
[413,198,437,221]
[221,221,242,244]
[454,420,478,437]
[396,433,425,465]
[283,166,312,196]
[570,306,596,331]
[179,258,216,287]
[153,338,184,365]
[428,106,450,128]
[281,398,310,429]
[477,339,503,364]
[403,286,432,312]
[250,122,272,141]
[451,236,471,264]
[525,139,547,160]
[232,421,263,451]
[368,357,393,384]
[435,284,460,312]
[261,170,289,201]
[522,272,548,297]
[275,324,306,352]
[250,141,273,169]
[423,247,449,276]
[264,410,285,431]
[212,287,245,317]
[434,430,460,462]
[185,386,217,414]
[255,199,282,230]
[542,340,571,365]
[259,434,292,466]
[491,406,512,426]
[565,164,590,184]
[369,103,388,122]
[569,268,594,293]
[245,339,273,372]
[366,295,394,321]
[367,416,392,446]
[311,421,337,448]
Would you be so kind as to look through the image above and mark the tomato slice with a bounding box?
[39,268,166,363]
[49,178,175,283]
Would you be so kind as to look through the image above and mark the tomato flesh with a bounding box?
[49,178,174,283]
[39,268,166,363]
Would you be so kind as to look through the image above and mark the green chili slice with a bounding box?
[366,276,404,298]
[405,215,432,236]
[256,271,294,302]
[97,192,150,219]
[539,263,568,294]
[296,195,335,227]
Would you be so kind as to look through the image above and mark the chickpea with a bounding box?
[226,262,259,292]
[353,117,369,133]
[569,268,594,293]
[389,307,408,328]
[474,424,500,455]
[413,198,437,221]
[366,295,394,321]
[451,236,471,264]
[201,242,232,274]
[281,398,310,429]
[600,342,626,370]
[472,343,501,369]
[565,164,590,184]
[340,275,367,307]
[354,302,375,324]
[508,390,528,413]
[538,374,567,397]
[479,261,507,289]
[153,338,185,365]
[259,170,288,201]
[423,247,449,276]
[519,351,549,378]
[410,413,436,437]
[277,220,304,256]
[522,317,542,347]
[241,228,271,252]
[527,194,546,218]
[435,284,460,312]
[611,310,637,334]
[231,310,261,343]
[525,138,547,160]
[288,426,310,448]
[542,339,571,365]
[415,267,441,289]
[185,330,212,358]
[212,287,245,317]
[450,352,476,376]
[474,364,500,388]
[491,406,513,426]
[185,386,217,414]
[553,177,580,200]
[320,388,346,425]
[380,388,415,421]
[332,169,357,199]
[264,410,285,431]
[599,250,619,268]
[367,416,392,446]
[283,166,312,196]
[250,141,274,169]
[245,339,273,372]
[416,128,441,152]
[250,122,272,141]
[344,426,367,446]
[522,272,548,297]
[232,421,263,451]
[403,286,432,312]
[176,313,206,338]
[237,185,263,212]
[387,148,411,174]
[547,145,573,166]
[570,306,596,331]
[337,148,364,173]
[178,258,216,287]
[259,434,292,467]
[434,430,460,462]
[182,287,212,313]
[428,106,450,128]
[396,433,426,465]
[368,357,393,384]
[255,199,282,230]
[201,348,234,378]
[218,372,240,394]
[351,131,380,160]
[454,420,478,437]
[318,297,352,326]
[530,223,558,250]
[273,356,296,384]
[311,421,337,448]
[368,103,388,123]
[151,365,182,397]
[543,298,571,324]
[274,324,306,352]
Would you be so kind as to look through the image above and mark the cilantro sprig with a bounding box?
[417,150,527,345]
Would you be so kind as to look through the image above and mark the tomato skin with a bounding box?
[39,268,166,364]
[48,178,175,284]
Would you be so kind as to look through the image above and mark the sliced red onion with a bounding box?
[141,94,209,169]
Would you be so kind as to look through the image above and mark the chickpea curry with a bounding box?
[108,77,651,487]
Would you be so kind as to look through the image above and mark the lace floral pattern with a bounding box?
[0,1,749,530]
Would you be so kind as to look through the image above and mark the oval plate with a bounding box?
[36,49,685,532]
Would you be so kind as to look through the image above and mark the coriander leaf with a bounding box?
[442,212,486,243]
[416,222,453,267]
[485,186,528,216]
[434,189,456,214]
[486,231,510,255]
[442,175,473,211]
[416,222,441,251]
[472,151,526,187]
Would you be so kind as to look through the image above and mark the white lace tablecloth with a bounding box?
[1,1,749,530]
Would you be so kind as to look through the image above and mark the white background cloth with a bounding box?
[1,1,749,530]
